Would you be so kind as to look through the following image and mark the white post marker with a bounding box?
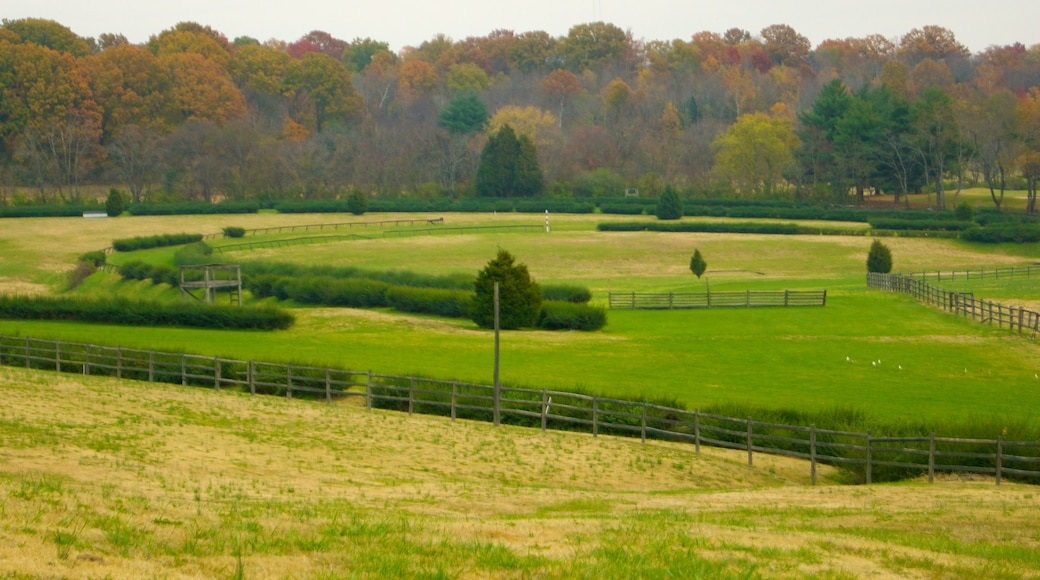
[545,210,550,233]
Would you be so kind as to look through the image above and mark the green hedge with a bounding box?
[541,284,592,303]
[112,233,204,252]
[597,221,802,234]
[868,218,973,232]
[282,277,391,307]
[173,242,215,266]
[241,262,474,291]
[0,295,293,330]
[538,301,607,331]
[126,201,259,216]
[962,225,1040,243]
[0,205,105,218]
[386,286,474,318]
[117,261,178,286]
[79,251,106,267]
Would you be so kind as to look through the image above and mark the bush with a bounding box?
[386,286,474,318]
[867,239,893,273]
[79,251,106,268]
[541,284,592,303]
[0,295,293,330]
[223,226,246,238]
[471,249,541,330]
[346,189,368,215]
[284,277,390,307]
[105,189,126,217]
[689,249,707,278]
[112,233,203,252]
[117,261,153,281]
[954,202,974,222]
[538,301,607,331]
[962,225,1040,243]
[173,242,214,266]
[655,185,683,220]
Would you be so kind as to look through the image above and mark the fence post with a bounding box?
[181,355,186,386]
[24,336,30,368]
[214,357,221,390]
[747,416,753,467]
[593,397,599,438]
[784,289,789,307]
[366,370,373,410]
[325,369,331,404]
[116,347,124,379]
[996,436,1003,486]
[451,381,457,422]
[640,403,647,444]
[55,341,61,372]
[540,389,548,432]
[866,431,873,485]
[408,377,415,415]
[248,361,255,395]
[928,432,936,484]
[669,292,673,309]
[822,290,827,307]
[694,409,701,454]
[149,351,154,383]
[286,364,293,400]
[810,424,817,486]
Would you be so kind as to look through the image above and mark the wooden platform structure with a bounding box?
[180,264,242,305]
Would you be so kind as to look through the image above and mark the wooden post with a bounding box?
[181,354,186,386]
[366,370,373,410]
[784,289,789,307]
[540,389,548,432]
[822,290,827,307]
[866,431,873,485]
[248,361,255,395]
[810,425,817,486]
[148,351,154,383]
[84,346,91,376]
[668,292,673,309]
[928,432,936,483]
[117,347,124,379]
[24,337,30,368]
[694,409,701,454]
[325,369,331,404]
[640,403,647,444]
[493,282,501,427]
[747,416,753,467]
[996,436,1003,486]
[451,381,457,422]
[286,364,293,400]
[55,340,61,372]
[592,398,599,438]
[408,377,415,415]
[214,357,221,390]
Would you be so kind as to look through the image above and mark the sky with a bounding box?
[4,0,1038,54]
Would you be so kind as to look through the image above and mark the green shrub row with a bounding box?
[868,218,973,232]
[173,242,215,266]
[274,198,594,214]
[223,226,246,238]
[78,251,107,267]
[0,205,105,218]
[961,225,1040,243]
[386,286,474,318]
[112,233,203,252]
[0,295,293,330]
[241,261,475,291]
[537,301,607,331]
[117,260,179,286]
[597,221,802,234]
[541,284,592,303]
[125,201,260,216]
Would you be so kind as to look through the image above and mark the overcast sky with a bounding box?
[4,0,1037,54]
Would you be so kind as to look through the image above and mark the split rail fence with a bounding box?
[867,272,1040,338]
[3,334,1037,485]
[608,290,826,310]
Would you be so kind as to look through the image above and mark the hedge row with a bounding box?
[867,218,974,232]
[0,205,105,218]
[537,301,607,331]
[274,198,595,214]
[0,295,293,330]
[172,242,215,266]
[386,286,474,318]
[242,262,474,291]
[125,201,260,215]
[112,233,203,252]
[962,225,1040,243]
[541,284,592,303]
[117,261,179,286]
[597,221,802,235]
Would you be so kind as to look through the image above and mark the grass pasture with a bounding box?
[2,365,1040,578]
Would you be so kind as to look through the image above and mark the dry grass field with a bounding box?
[2,365,1039,578]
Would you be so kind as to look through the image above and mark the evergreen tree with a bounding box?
[867,239,893,273]
[346,188,368,215]
[689,249,707,278]
[655,185,683,219]
[476,125,544,197]
[437,92,488,135]
[471,249,542,330]
[105,188,126,217]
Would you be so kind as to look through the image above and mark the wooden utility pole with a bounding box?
[493,282,501,426]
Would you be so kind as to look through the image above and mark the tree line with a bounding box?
[1,17,1039,211]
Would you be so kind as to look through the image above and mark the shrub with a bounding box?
[386,286,474,318]
[285,277,390,307]
[867,239,893,273]
[223,226,246,238]
[471,249,541,330]
[79,251,106,267]
[117,261,153,281]
[655,185,683,220]
[148,264,179,286]
[105,189,126,217]
[246,274,282,299]
[538,301,607,331]
[173,242,214,266]
[541,284,592,303]
[689,249,707,278]
[954,202,974,222]
[346,189,368,215]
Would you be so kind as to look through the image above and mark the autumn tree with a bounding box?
[713,112,799,196]
[285,52,363,133]
[0,18,91,56]
[760,24,810,68]
[911,87,959,210]
[541,69,582,127]
[559,22,632,72]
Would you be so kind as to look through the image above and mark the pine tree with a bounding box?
[471,249,542,330]
[689,249,707,278]
[476,125,543,197]
[867,239,893,273]
[655,185,683,220]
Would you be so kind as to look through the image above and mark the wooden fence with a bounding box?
[867,272,1040,338]
[213,225,543,253]
[904,265,1040,283]
[608,290,826,310]
[3,334,1037,485]
[201,217,445,239]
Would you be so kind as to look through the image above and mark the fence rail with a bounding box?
[868,272,1040,339]
[904,265,1040,283]
[3,333,1036,485]
[201,217,445,240]
[213,224,544,253]
[608,290,826,310]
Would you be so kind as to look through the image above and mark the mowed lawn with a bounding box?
[2,213,1040,426]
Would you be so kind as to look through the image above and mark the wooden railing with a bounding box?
[212,224,543,253]
[608,290,826,310]
[868,272,1040,338]
[3,333,1036,485]
[904,265,1040,283]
